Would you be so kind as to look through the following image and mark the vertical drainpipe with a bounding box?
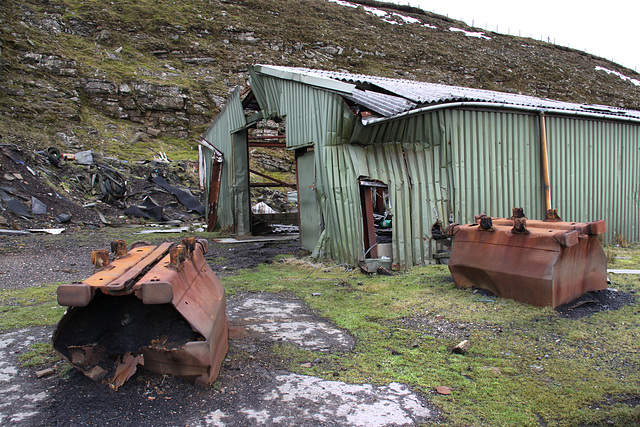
[539,111,552,211]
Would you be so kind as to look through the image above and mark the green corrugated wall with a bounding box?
[445,109,545,223]
[352,108,546,268]
[546,116,640,243]
[203,72,640,268]
[201,86,247,231]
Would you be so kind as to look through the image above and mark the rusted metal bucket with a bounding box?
[446,209,607,307]
[53,237,228,389]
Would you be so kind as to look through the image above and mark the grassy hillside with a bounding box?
[1,0,640,160]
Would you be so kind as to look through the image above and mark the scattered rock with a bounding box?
[436,386,451,395]
[452,339,471,354]
[35,368,55,378]
[55,213,72,223]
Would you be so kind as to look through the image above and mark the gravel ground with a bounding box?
[0,229,439,426]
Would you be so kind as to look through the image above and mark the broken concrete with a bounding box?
[227,294,354,352]
[0,328,51,426]
[198,372,433,426]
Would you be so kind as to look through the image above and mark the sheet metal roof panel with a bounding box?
[343,89,418,117]
[254,64,355,94]
[254,65,640,120]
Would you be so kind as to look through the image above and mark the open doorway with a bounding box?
[246,118,299,235]
[360,179,392,262]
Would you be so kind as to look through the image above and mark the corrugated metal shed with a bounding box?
[200,65,640,268]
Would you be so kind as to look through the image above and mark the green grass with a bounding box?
[606,244,640,269]
[222,256,640,426]
[19,342,60,368]
[0,284,66,330]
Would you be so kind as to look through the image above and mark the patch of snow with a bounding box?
[328,0,358,8]
[227,296,354,352]
[23,392,47,402]
[363,6,388,18]
[392,12,420,24]
[247,320,349,351]
[329,0,428,27]
[450,27,491,40]
[0,329,50,425]
[595,66,640,87]
[11,411,39,423]
[202,409,229,427]
[241,409,271,423]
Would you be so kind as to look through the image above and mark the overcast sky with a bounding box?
[388,0,640,73]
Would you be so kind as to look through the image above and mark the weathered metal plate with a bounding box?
[447,214,607,307]
[53,238,228,388]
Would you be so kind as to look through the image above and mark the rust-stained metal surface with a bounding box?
[53,238,228,389]
[446,210,607,307]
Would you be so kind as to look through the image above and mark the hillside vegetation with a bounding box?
[2,0,640,160]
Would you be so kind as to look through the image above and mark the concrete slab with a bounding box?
[0,328,50,426]
[200,372,433,426]
[227,294,354,352]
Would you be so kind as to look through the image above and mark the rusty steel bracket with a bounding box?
[447,209,607,307]
[544,208,562,222]
[510,207,527,219]
[478,216,495,231]
[511,217,530,235]
[53,238,228,389]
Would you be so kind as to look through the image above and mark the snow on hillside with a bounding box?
[595,66,640,87]
[449,27,491,40]
[328,0,432,27]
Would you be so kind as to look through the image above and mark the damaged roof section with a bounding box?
[255,65,640,123]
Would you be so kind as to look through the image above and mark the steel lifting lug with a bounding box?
[91,249,110,269]
[544,208,562,222]
[511,207,526,220]
[511,217,529,234]
[445,223,460,237]
[111,240,128,258]
[479,216,495,231]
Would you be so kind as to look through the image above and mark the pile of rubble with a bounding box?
[0,142,205,234]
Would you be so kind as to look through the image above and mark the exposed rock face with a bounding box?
[76,79,195,137]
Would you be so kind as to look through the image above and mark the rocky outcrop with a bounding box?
[76,79,205,139]
[2,0,640,154]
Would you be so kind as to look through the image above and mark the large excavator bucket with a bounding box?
[53,237,228,389]
[446,209,607,308]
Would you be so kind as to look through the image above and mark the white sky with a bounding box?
[388,0,640,73]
